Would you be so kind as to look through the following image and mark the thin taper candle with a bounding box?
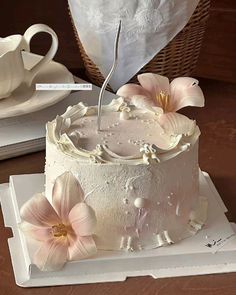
[97,20,121,131]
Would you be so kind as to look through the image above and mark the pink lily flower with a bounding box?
[20,172,97,271]
[117,73,204,139]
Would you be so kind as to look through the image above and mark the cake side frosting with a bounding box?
[46,140,200,250]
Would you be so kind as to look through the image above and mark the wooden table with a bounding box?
[0,78,236,294]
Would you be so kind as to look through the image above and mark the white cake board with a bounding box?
[1,171,236,287]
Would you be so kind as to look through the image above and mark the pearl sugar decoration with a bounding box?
[134,197,147,208]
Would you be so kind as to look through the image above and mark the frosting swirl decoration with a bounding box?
[47,96,200,165]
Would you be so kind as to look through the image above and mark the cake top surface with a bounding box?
[67,107,180,157]
[47,97,200,164]
[47,73,205,165]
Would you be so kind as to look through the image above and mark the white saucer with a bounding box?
[0,51,74,119]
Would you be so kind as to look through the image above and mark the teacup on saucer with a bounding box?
[0,51,74,119]
[0,24,58,100]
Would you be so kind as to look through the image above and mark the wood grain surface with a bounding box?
[0,78,236,294]
[0,0,236,292]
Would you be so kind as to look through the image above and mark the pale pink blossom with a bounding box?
[20,172,97,271]
[117,73,204,139]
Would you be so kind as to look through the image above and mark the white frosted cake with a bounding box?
[20,74,207,271]
[45,76,207,252]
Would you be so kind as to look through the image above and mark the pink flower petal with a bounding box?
[33,238,68,271]
[131,95,162,113]
[152,125,182,150]
[158,112,196,136]
[69,203,96,237]
[169,77,205,112]
[116,83,151,100]
[20,221,53,241]
[68,235,97,261]
[20,193,61,227]
[52,172,84,223]
[138,73,170,103]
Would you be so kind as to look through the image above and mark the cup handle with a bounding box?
[23,24,58,85]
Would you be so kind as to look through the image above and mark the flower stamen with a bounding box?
[52,223,67,237]
[156,91,170,112]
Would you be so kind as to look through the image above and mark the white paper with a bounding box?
[68,0,200,91]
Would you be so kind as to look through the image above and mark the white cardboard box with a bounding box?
[1,171,236,287]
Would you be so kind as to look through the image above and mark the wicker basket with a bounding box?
[70,0,210,91]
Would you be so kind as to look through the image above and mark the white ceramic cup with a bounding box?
[0,24,58,99]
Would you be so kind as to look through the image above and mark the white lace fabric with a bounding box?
[68,0,200,91]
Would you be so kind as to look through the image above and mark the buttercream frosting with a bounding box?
[47,97,200,165]
[45,98,206,251]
